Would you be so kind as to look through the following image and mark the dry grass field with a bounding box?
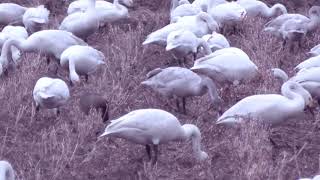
[1,0,320,179]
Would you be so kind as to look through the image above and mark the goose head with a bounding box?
[281,81,314,109]
[272,4,288,17]
[197,12,219,32]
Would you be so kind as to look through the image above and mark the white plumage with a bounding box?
[0,160,14,180]
[100,108,208,164]
[22,5,50,34]
[236,0,287,18]
[191,47,258,85]
[216,81,313,125]
[33,77,70,114]
[60,45,106,85]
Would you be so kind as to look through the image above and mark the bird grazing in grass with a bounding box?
[99,109,208,164]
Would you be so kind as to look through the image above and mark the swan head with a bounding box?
[166,30,197,51]
[70,71,80,85]
[271,68,289,83]
[281,81,314,108]
[197,12,219,32]
[273,4,287,16]
[0,161,14,180]
[309,6,320,18]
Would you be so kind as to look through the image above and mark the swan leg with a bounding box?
[193,53,197,61]
[69,80,74,87]
[3,69,8,76]
[54,108,60,116]
[35,104,40,112]
[85,74,89,82]
[152,145,158,165]
[182,97,187,114]
[145,144,152,160]
[175,98,180,112]
[46,56,51,65]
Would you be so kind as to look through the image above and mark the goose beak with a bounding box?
[165,43,178,51]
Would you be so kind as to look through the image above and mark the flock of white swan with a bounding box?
[1,0,320,179]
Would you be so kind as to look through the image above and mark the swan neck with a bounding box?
[0,39,22,68]
[281,83,305,110]
[198,38,212,55]
[201,76,220,104]
[171,0,179,12]
[68,59,80,83]
[181,124,206,160]
[307,16,320,31]
[272,68,289,83]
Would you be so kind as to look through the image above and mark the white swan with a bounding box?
[264,6,320,49]
[201,31,230,51]
[0,3,26,25]
[216,81,313,125]
[236,0,287,18]
[166,30,212,62]
[93,0,130,26]
[59,0,99,41]
[143,12,218,46]
[295,55,320,70]
[67,0,133,15]
[192,0,226,11]
[0,26,28,64]
[208,2,247,29]
[60,45,106,85]
[22,5,50,34]
[0,30,87,75]
[170,0,202,23]
[99,108,208,164]
[191,47,258,85]
[33,77,70,115]
[272,67,320,104]
[0,160,14,180]
[141,67,221,113]
[308,44,320,57]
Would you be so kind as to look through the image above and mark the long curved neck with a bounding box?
[307,15,320,32]
[68,59,80,83]
[272,68,289,83]
[197,38,212,55]
[281,83,305,110]
[171,0,179,12]
[0,38,25,67]
[180,124,206,160]
[200,13,218,32]
[264,4,278,17]
[201,76,221,104]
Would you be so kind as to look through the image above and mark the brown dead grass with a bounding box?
[1,0,320,180]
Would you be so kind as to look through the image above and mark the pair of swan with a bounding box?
[0,160,14,180]
[0,3,49,34]
[67,0,133,15]
[264,6,320,50]
[191,47,258,85]
[272,67,320,105]
[143,12,218,46]
[0,30,87,76]
[166,30,212,62]
[99,108,208,164]
[79,92,109,122]
[141,67,221,113]
[60,45,106,85]
[0,26,28,65]
[60,0,99,41]
[216,81,313,125]
[61,0,130,40]
[236,0,287,18]
[33,77,70,115]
